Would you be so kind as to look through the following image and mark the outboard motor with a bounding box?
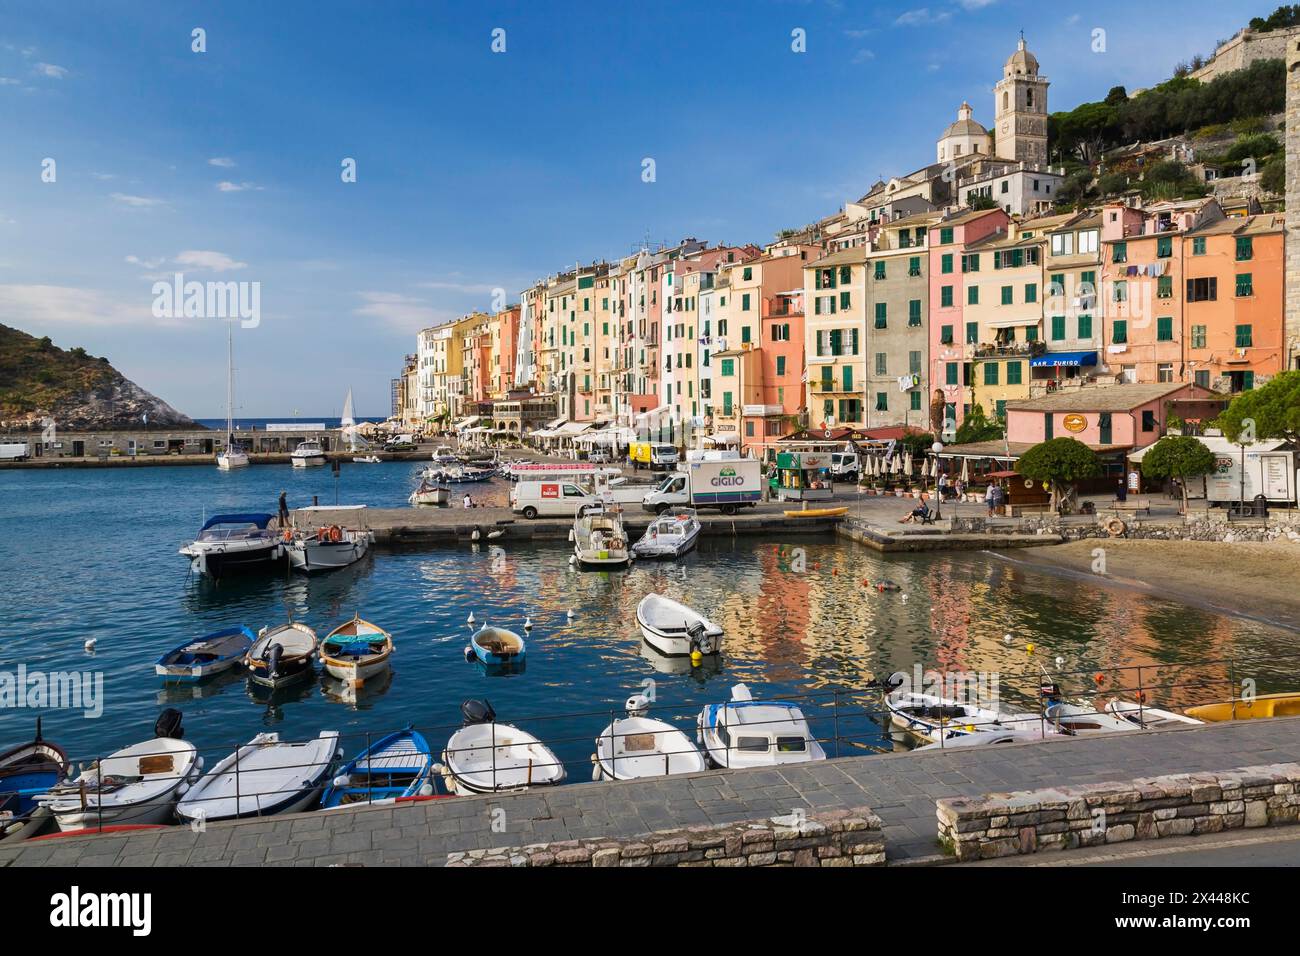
[266,643,284,680]
[624,693,651,717]
[687,620,713,655]
[154,708,185,739]
[460,698,496,726]
[884,671,908,693]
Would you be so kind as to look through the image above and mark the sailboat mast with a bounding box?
[226,321,235,443]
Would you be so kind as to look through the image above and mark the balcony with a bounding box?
[810,380,853,394]
[973,341,1046,359]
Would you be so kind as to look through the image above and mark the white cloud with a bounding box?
[852,49,876,64]
[355,291,449,333]
[110,192,167,208]
[0,77,19,86]
[125,255,165,270]
[843,28,874,38]
[173,250,247,273]
[957,0,998,9]
[1065,13,1081,26]
[91,171,116,180]
[208,157,237,168]
[216,180,262,192]
[895,8,951,26]
[0,284,150,326]
[34,62,67,79]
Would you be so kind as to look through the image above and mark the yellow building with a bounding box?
[803,247,867,429]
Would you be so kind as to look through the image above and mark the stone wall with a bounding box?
[446,808,886,867]
[1286,35,1300,370]
[1006,512,1300,544]
[937,763,1300,862]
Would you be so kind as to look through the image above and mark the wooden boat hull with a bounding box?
[1185,693,1300,722]
[321,617,392,687]
[319,727,434,809]
[783,506,848,518]
[154,626,256,682]
[439,722,565,794]
[244,624,318,687]
[175,732,340,822]
[469,627,526,668]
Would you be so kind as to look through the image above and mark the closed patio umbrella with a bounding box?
[960,458,970,483]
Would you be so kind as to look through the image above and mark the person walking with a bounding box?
[984,481,997,518]
[277,490,289,527]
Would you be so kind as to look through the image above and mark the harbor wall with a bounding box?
[446,807,886,867]
[938,762,1300,862]
[0,426,343,463]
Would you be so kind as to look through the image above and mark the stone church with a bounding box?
[936,37,1049,166]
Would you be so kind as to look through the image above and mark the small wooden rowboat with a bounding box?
[467,626,526,667]
[320,615,394,687]
[1184,693,1300,722]
[244,622,318,688]
[783,506,848,518]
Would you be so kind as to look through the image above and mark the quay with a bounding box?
[5,716,1300,868]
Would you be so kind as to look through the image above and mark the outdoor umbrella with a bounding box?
[960,458,970,483]
[903,452,913,476]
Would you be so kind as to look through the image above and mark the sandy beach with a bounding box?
[997,538,1300,631]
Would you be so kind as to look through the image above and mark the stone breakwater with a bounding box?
[446,807,886,867]
[937,762,1300,862]
[955,513,1300,544]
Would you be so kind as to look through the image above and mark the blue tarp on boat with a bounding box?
[199,513,275,531]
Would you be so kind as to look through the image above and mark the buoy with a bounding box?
[567,609,575,619]
[84,637,96,652]
[1055,656,1065,667]
[523,616,533,631]
[1003,633,1012,644]
[467,612,476,625]
[1026,643,1035,655]
[690,649,703,667]
[471,528,481,541]
[1094,672,1106,685]
[418,783,435,797]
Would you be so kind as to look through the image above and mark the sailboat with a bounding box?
[340,388,372,460]
[216,321,249,470]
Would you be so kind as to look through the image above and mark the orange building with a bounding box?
[1182,213,1286,393]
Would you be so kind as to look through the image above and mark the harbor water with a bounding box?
[1,461,1294,781]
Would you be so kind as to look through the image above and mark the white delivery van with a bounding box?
[829,451,859,481]
[641,459,763,514]
[511,480,598,519]
[0,442,30,461]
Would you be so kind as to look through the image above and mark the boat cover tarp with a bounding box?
[200,513,275,531]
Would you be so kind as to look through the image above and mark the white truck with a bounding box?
[641,459,763,515]
[0,442,31,462]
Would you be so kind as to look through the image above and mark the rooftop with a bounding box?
[1006,382,1203,413]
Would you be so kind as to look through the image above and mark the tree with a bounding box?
[967,194,998,211]
[1016,437,1101,513]
[1216,370,1300,444]
[954,404,1003,444]
[1261,154,1285,194]
[1140,435,1216,513]
[1104,85,1128,106]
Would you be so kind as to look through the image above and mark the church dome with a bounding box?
[1004,37,1039,76]
[942,102,987,139]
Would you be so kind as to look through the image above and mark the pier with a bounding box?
[5,716,1300,868]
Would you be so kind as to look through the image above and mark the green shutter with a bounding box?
[1006,361,1022,385]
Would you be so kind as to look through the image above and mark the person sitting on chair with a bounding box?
[900,494,931,524]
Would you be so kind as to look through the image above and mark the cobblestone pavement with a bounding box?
[4,716,1298,867]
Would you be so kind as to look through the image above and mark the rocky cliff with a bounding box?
[0,324,198,430]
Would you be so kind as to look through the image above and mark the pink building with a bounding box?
[1004,382,1222,451]
[928,208,1009,432]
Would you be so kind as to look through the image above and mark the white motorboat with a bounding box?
[353,455,381,464]
[285,510,374,573]
[215,320,249,470]
[175,731,341,823]
[915,728,1056,750]
[291,440,327,467]
[697,684,826,769]
[1104,698,1203,730]
[437,700,566,794]
[631,508,701,559]
[179,513,285,578]
[885,689,1055,745]
[409,480,451,506]
[1044,699,1143,735]
[40,729,200,831]
[571,504,631,568]
[319,615,393,686]
[593,695,706,780]
[244,622,318,687]
[430,445,459,464]
[636,593,723,657]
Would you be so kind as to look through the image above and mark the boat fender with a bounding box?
[1105,518,1127,537]
[333,774,350,788]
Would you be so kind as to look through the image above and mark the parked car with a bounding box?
[588,449,611,464]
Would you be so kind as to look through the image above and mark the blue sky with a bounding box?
[1,0,1261,418]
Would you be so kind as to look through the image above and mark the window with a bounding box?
[1078,314,1093,339]
[1001,285,1013,305]
[1050,233,1074,257]
[1142,409,1157,430]
[1111,242,1127,264]
[874,303,887,329]
[968,286,979,305]
[741,326,751,344]
[1025,283,1037,303]
[1050,315,1066,341]
[939,227,953,245]
[839,265,851,285]
[1192,236,1206,256]
[965,321,978,344]
[910,391,922,411]
[941,253,954,274]
[875,352,887,375]
[1186,277,1217,302]
[1194,369,1210,388]
[1157,316,1173,341]
[1235,273,1253,297]
[875,392,887,411]
[941,286,953,307]
[742,266,752,280]
[962,254,980,273]
[742,293,751,311]
[1156,236,1172,258]
[874,261,886,280]
[945,362,958,385]
[1157,275,1172,298]
[909,350,921,374]
[1191,324,1207,349]
[1006,361,1022,384]
[1112,320,1127,344]
[776,355,786,375]
[1235,324,1253,348]
[720,358,735,377]
[1113,280,1128,303]
[908,256,921,277]
[940,324,954,344]
[842,365,853,390]
[815,268,836,290]
[1236,236,1253,261]
[983,362,999,385]
[840,291,851,310]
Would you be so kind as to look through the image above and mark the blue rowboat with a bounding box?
[0,719,69,842]
[319,726,435,809]
[466,625,526,668]
[155,626,257,682]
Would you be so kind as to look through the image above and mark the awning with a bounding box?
[1031,351,1098,368]
[453,416,480,430]
[704,431,740,446]
[985,318,1037,329]
[556,421,592,436]
[543,417,566,429]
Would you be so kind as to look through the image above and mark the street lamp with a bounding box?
[931,440,944,520]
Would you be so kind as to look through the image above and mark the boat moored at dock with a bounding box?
[437,699,566,794]
[592,695,706,780]
[631,508,701,559]
[0,719,69,842]
[1184,692,1300,722]
[636,593,723,657]
[285,506,374,573]
[697,684,826,769]
[154,626,257,682]
[175,731,341,823]
[179,513,285,579]
[290,440,327,467]
[571,503,631,568]
[244,622,318,687]
[320,726,435,809]
[320,615,393,687]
